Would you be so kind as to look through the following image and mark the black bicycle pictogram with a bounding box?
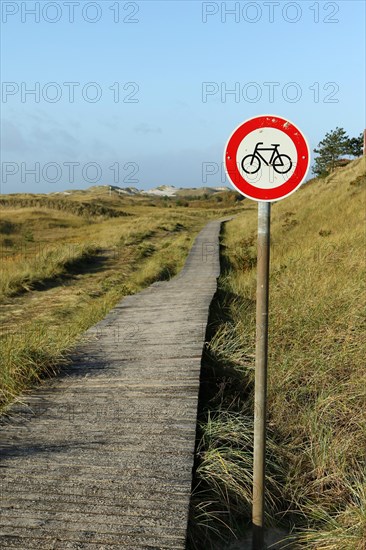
[241,142,293,175]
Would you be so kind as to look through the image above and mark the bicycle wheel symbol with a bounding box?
[272,154,292,174]
[241,154,261,174]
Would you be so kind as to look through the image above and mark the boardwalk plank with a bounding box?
[0,219,225,549]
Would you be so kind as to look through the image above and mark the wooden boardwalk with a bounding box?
[0,219,225,549]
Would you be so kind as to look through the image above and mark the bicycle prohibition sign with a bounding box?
[241,142,292,175]
[224,115,310,550]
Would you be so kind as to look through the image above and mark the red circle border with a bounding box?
[224,115,310,201]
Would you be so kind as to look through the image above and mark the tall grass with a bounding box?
[0,242,100,298]
[0,196,130,218]
[189,158,366,548]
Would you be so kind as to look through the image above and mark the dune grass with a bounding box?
[188,158,366,548]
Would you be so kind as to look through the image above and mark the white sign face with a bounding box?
[236,127,297,189]
[224,115,310,202]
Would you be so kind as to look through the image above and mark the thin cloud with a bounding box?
[1,119,29,153]
[134,123,162,135]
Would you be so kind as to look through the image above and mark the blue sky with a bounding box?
[1,0,365,193]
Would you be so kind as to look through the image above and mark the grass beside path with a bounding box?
[188,158,366,549]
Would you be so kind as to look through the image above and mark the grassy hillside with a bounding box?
[0,191,242,410]
[189,158,366,548]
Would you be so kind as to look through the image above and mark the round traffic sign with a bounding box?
[224,115,310,201]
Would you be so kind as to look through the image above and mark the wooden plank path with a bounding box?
[0,219,226,550]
